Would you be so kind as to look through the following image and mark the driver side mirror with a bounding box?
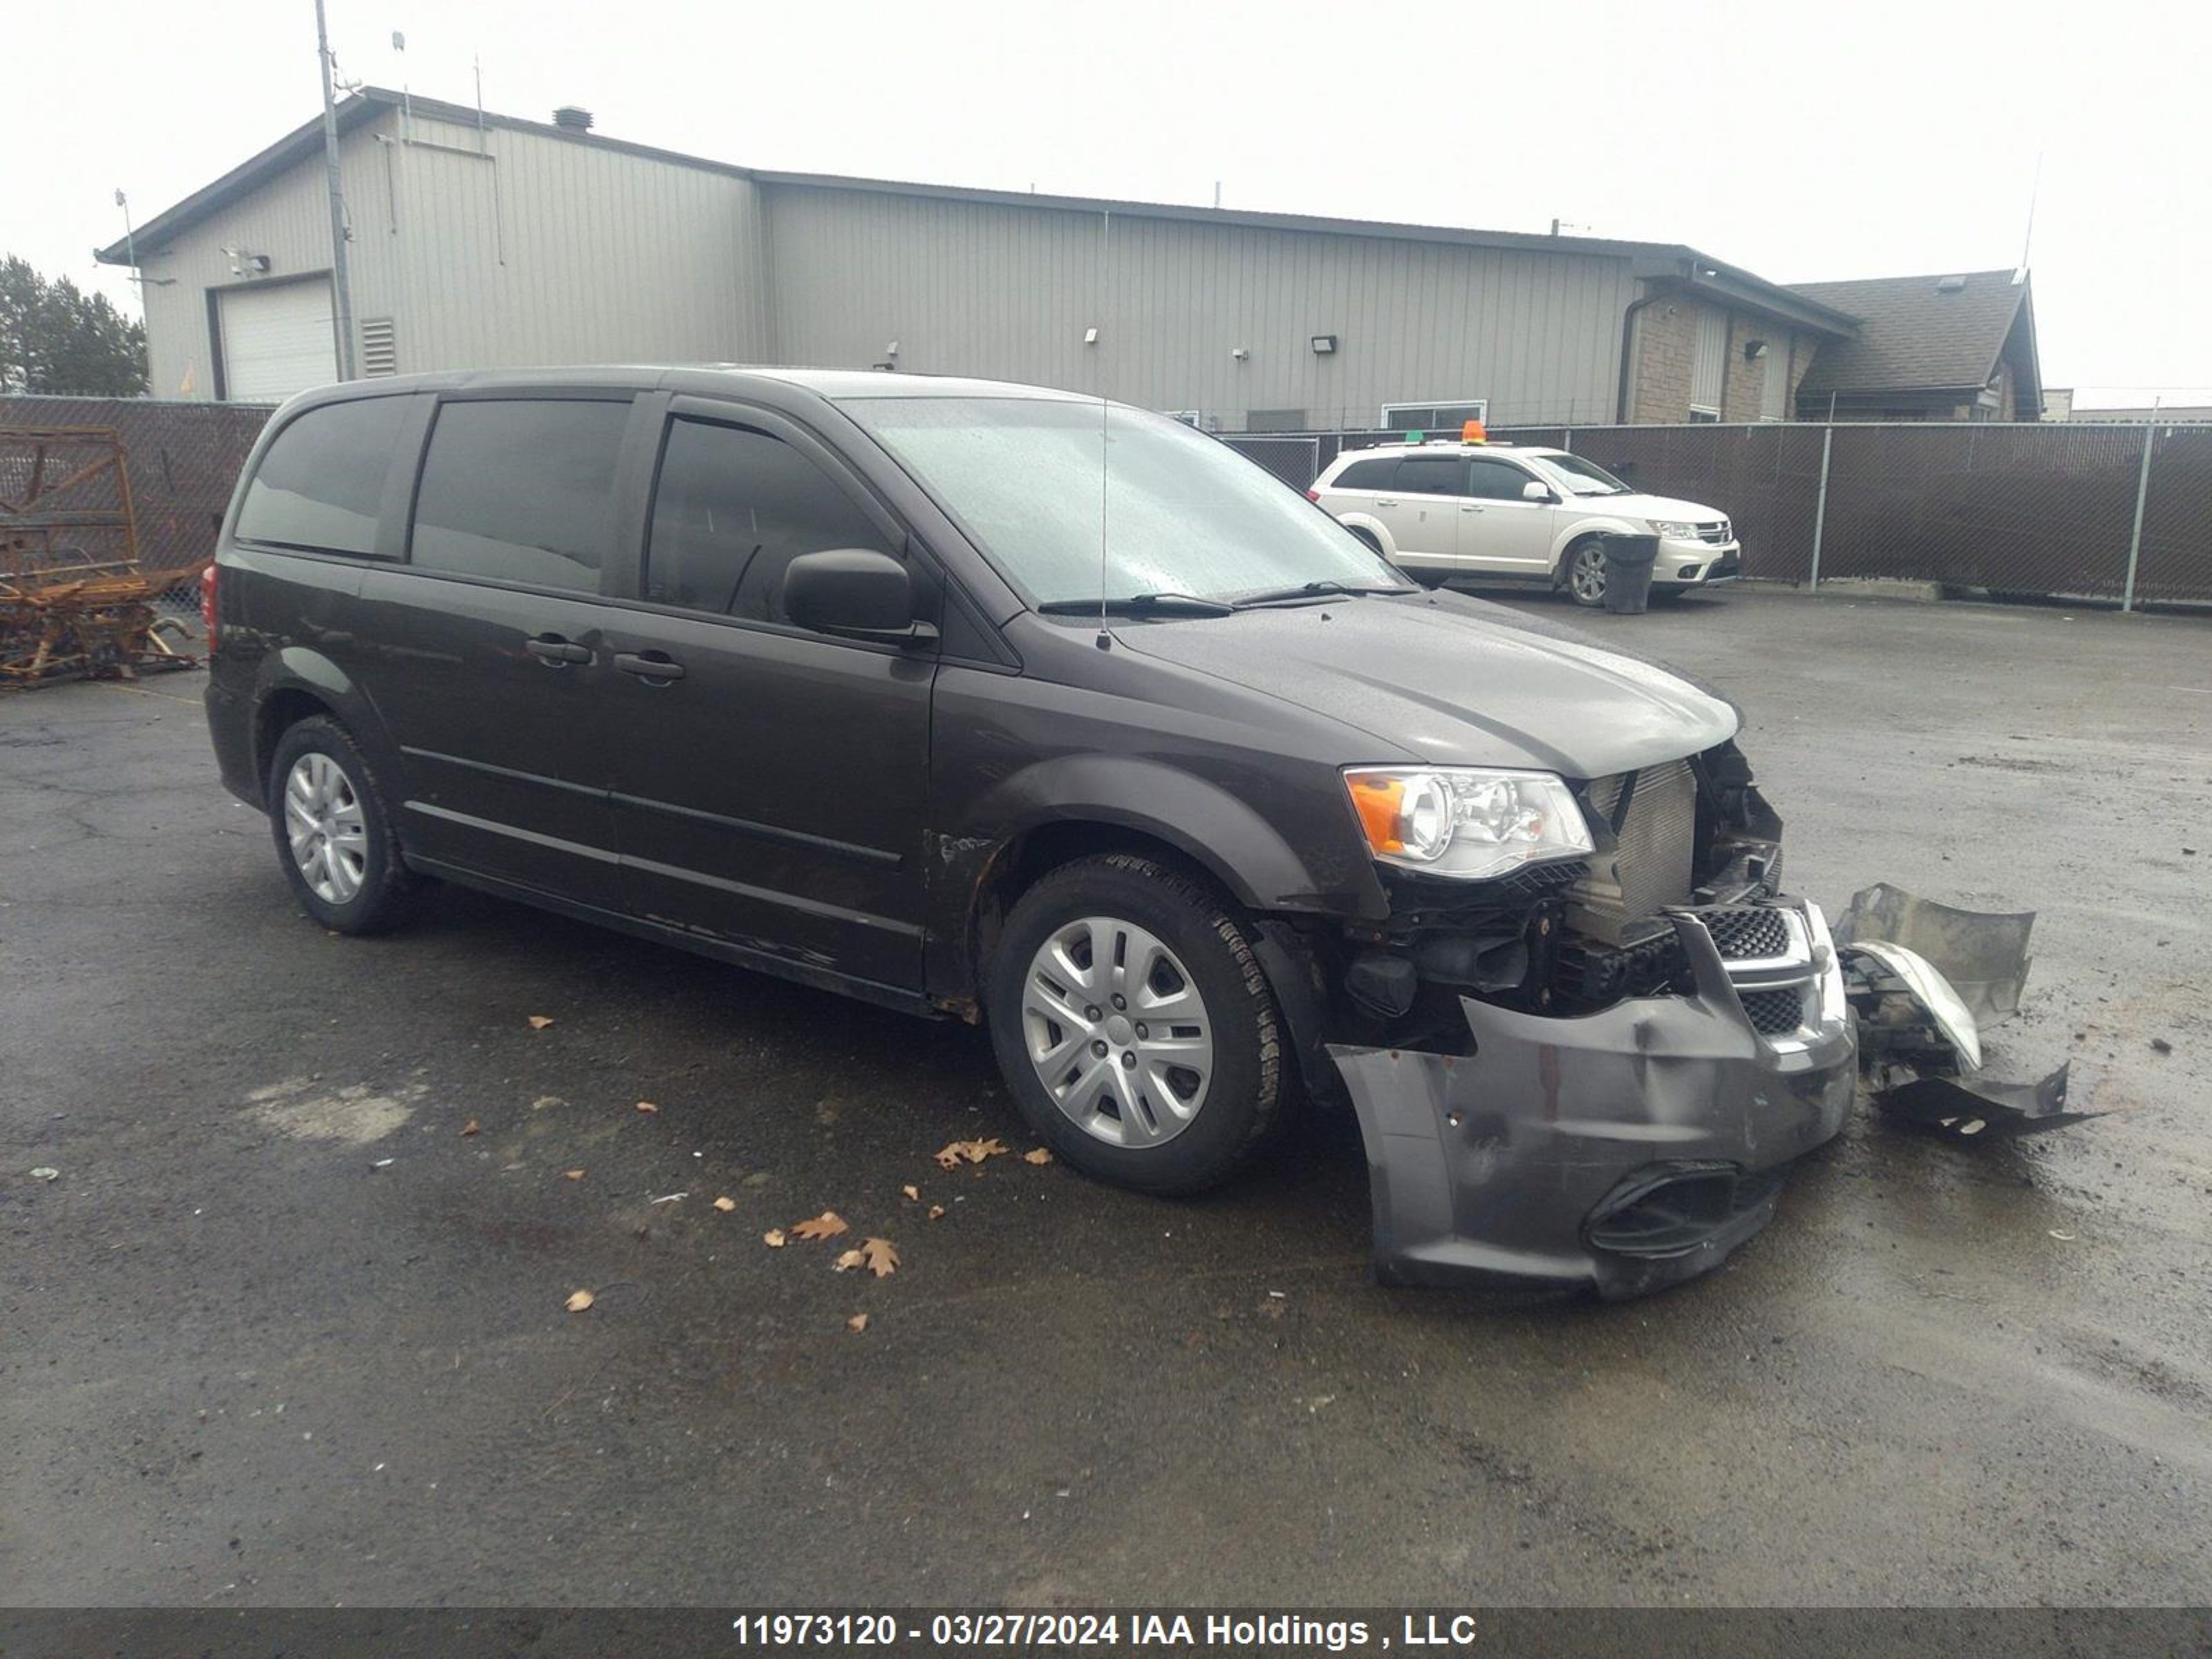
[1521,480,1559,504]
[781,549,937,647]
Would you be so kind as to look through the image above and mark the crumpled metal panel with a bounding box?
[1841,939,1983,1071]
[1875,1062,2100,1141]
[1328,905,1855,1299]
[1835,883,2033,1025]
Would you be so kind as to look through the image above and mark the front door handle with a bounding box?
[1374,497,1400,507]
[612,650,686,682]
[1461,504,1484,513]
[525,635,592,666]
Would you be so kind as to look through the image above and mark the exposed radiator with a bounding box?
[1565,758,1698,945]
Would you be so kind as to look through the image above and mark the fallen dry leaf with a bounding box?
[928,1204,946,1221]
[1022,1147,1053,1165]
[460,1120,480,1137]
[712,1195,736,1212]
[861,1237,899,1279]
[832,1248,865,1273]
[635,1100,659,1114]
[564,1168,586,1181]
[932,1136,1011,1170]
[791,1210,849,1241]
[531,1095,564,1111]
[762,1228,787,1248]
[901,1183,921,1202]
[847,1313,869,1333]
[564,1288,594,1313]
[527,1015,554,1030]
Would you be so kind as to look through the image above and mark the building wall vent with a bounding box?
[360,317,399,377]
[552,106,594,132]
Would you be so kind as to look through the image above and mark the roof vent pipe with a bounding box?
[552,106,594,132]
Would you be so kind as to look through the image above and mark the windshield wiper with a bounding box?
[1230,579,1409,607]
[1037,591,1237,617]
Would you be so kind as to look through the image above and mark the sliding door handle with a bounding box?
[525,635,592,666]
[612,651,686,682]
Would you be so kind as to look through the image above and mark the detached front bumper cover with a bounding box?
[1329,899,1856,1300]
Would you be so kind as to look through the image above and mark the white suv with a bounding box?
[1308,440,1741,606]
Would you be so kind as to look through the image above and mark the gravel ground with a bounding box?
[1,588,2207,1608]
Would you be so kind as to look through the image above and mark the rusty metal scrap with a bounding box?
[1,426,202,687]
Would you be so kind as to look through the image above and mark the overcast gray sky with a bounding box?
[12,0,2210,397]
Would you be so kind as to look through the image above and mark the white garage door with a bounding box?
[219,279,338,402]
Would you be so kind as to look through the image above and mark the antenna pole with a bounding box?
[2019,150,2043,274]
[315,0,359,379]
[1096,208,1112,650]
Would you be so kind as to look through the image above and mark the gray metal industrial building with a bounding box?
[99,87,1877,429]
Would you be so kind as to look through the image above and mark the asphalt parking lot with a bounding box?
[3,588,2209,1608]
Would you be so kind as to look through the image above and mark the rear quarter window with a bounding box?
[410,399,631,592]
[1331,456,1398,490]
[235,397,411,556]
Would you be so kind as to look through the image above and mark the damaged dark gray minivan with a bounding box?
[204,368,1855,1298]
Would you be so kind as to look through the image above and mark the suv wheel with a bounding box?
[1565,538,1609,608]
[986,854,1284,1195]
[267,716,415,934]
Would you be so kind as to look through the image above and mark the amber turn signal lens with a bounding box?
[1347,774,1405,854]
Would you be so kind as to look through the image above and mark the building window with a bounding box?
[1380,400,1488,433]
[1687,407,1721,424]
[1690,310,1730,414]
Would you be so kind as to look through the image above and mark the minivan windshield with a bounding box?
[843,396,1414,608]
[1528,451,1633,496]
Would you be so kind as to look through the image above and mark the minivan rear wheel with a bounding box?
[266,716,415,935]
[986,854,1284,1195]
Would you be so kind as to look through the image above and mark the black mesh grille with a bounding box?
[1739,988,1804,1035]
[1703,906,1791,960]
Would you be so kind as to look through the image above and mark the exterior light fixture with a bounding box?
[1311,335,1338,355]
[1745,340,1770,361]
[1231,346,1249,362]
[885,339,899,357]
[1083,326,1099,345]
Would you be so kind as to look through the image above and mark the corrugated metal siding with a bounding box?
[761,185,1636,429]
[133,116,1635,424]
[386,113,769,371]
[134,109,770,400]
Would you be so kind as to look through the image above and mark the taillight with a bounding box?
[1304,488,1322,503]
[200,563,219,652]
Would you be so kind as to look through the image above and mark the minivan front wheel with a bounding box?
[987,854,1284,1195]
[1565,538,1609,608]
[266,716,415,934]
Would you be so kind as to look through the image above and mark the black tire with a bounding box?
[986,854,1284,1196]
[1563,536,1609,608]
[265,715,417,935]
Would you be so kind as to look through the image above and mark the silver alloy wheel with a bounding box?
[283,752,368,905]
[1568,541,1609,605]
[1020,915,1215,1148]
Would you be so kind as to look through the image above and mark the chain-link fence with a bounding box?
[1224,420,2212,608]
[0,395,275,636]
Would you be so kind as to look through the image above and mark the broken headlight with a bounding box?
[1344,767,1593,881]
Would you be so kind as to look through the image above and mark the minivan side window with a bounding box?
[645,418,895,624]
[1464,458,1537,501]
[235,397,410,556]
[410,400,630,592]
[1333,456,1397,490]
[1394,456,1465,496]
